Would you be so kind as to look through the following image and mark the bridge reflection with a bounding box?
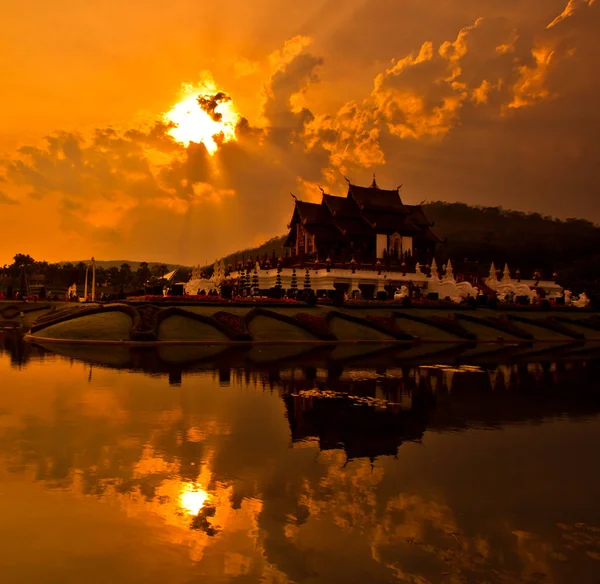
[3,332,599,463]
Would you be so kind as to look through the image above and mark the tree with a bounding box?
[94,266,108,287]
[106,267,119,286]
[136,262,151,287]
[60,263,78,287]
[151,264,168,279]
[43,263,61,285]
[119,263,133,287]
[76,262,88,284]
[12,253,35,267]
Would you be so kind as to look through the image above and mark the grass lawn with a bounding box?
[392,316,462,342]
[328,317,395,341]
[456,319,523,342]
[505,319,574,342]
[247,315,317,342]
[32,312,133,341]
[178,306,251,317]
[157,315,230,342]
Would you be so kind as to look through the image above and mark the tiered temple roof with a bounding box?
[285,179,441,249]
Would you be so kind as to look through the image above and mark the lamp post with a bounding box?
[84,265,89,301]
[91,257,96,301]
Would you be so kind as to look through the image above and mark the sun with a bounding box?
[164,80,240,155]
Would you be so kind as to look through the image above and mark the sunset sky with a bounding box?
[1,0,598,265]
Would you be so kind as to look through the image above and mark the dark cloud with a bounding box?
[197,91,232,123]
[0,191,18,205]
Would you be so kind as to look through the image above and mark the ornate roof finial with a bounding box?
[371,173,378,189]
[290,192,297,201]
[318,185,325,195]
[343,175,351,183]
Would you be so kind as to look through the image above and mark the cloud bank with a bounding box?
[1,0,598,264]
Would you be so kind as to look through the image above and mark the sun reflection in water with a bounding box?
[179,484,208,515]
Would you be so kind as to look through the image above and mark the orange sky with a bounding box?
[1,0,599,265]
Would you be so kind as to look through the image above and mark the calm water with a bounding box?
[1,334,600,583]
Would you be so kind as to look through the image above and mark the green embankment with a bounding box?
[392,315,461,342]
[31,312,132,341]
[157,315,229,342]
[328,316,395,342]
[23,302,600,344]
[247,315,317,342]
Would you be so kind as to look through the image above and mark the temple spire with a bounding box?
[371,173,378,189]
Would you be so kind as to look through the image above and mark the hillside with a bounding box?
[212,237,288,270]
[210,201,600,292]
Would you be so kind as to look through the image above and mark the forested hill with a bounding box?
[425,202,600,272]
[216,237,289,269]
[214,202,600,290]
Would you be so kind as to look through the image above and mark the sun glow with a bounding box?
[164,81,240,154]
[179,483,209,515]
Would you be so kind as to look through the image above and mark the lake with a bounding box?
[1,332,600,583]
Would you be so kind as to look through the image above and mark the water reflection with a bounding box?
[1,333,600,583]
[180,484,209,515]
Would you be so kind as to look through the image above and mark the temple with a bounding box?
[284,177,441,267]
[184,177,568,304]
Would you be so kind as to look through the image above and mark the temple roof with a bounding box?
[304,224,341,242]
[333,217,375,236]
[404,204,433,227]
[322,193,360,218]
[348,183,406,213]
[295,200,329,225]
[287,180,440,245]
[362,211,421,233]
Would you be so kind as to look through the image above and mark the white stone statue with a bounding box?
[445,259,454,281]
[415,262,422,274]
[564,290,572,305]
[66,283,78,300]
[573,292,590,308]
[394,285,410,300]
[488,262,497,282]
[430,258,439,280]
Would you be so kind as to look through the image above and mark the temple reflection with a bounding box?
[2,334,600,583]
